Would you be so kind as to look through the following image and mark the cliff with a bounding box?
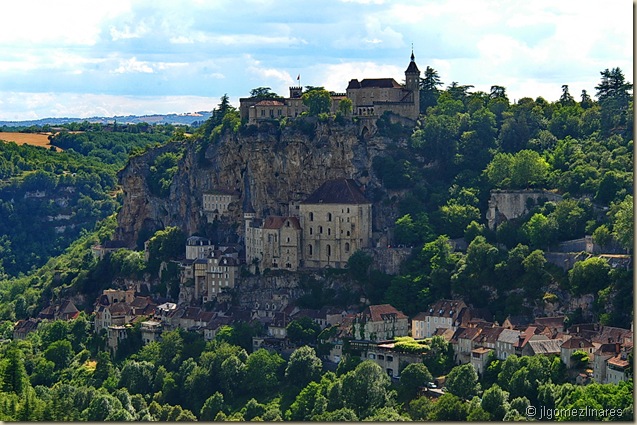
[115,119,407,248]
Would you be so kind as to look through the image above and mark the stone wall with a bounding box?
[486,190,563,230]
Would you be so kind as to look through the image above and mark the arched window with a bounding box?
[319,226,323,234]
[310,227,313,235]
[308,244,313,256]
[345,242,350,252]
[309,212,314,221]
[327,212,332,222]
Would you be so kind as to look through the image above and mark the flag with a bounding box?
[297,74,300,81]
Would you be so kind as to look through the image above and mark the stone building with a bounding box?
[202,189,240,222]
[299,178,372,268]
[346,50,420,121]
[180,247,241,304]
[245,214,302,271]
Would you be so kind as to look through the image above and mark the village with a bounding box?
[12,175,633,391]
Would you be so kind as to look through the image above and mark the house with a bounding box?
[140,320,163,345]
[185,236,214,260]
[411,300,470,339]
[355,304,409,342]
[470,347,493,375]
[451,327,481,365]
[107,325,129,353]
[502,315,533,330]
[560,336,595,369]
[37,299,80,321]
[268,312,291,339]
[526,338,564,357]
[495,328,521,360]
[299,179,373,269]
[592,341,632,384]
[91,239,128,260]
[13,318,40,340]
[534,316,566,333]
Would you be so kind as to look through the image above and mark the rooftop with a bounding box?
[302,178,370,205]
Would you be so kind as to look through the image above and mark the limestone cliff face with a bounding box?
[115,120,402,247]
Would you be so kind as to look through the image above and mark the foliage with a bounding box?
[301,87,332,116]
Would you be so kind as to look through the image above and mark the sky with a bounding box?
[0,0,632,121]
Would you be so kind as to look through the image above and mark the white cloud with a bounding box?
[112,58,155,74]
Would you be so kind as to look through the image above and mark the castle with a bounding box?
[239,51,421,124]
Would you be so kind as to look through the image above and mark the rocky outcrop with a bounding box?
[115,119,406,248]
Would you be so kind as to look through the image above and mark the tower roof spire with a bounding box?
[405,47,420,74]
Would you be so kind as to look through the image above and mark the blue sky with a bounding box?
[0,0,632,120]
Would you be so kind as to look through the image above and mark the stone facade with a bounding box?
[486,189,563,230]
[245,215,302,271]
[202,189,239,222]
[299,179,372,268]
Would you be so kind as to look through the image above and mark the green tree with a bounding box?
[609,194,633,250]
[1,348,28,395]
[398,363,433,401]
[481,384,509,420]
[569,257,611,295]
[285,346,322,388]
[338,98,353,116]
[340,360,392,418]
[249,87,282,100]
[200,392,225,421]
[244,348,285,397]
[445,363,480,400]
[302,88,331,116]
[428,393,468,421]
[286,316,321,345]
[44,340,74,370]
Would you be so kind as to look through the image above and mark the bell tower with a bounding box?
[404,48,421,119]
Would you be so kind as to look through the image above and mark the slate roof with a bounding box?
[347,78,403,89]
[528,339,563,355]
[302,179,370,205]
[497,328,521,345]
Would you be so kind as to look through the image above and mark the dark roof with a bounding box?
[302,179,370,205]
[347,78,402,90]
[561,336,594,350]
[405,52,420,74]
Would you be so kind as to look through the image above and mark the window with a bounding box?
[319,226,323,234]
[387,356,393,362]
[310,227,313,235]
[327,212,332,221]
[261,109,265,117]
[328,228,331,235]
[327,244,331,257]
[308,244,313,256]
[309,212,314,221]
[345,242,350,252]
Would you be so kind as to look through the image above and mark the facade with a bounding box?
[412,299,470,339]
[239,52,420,125]
[202,189,239,222]
[245,215,302,271]
[495,328,521,360]
[355,304,409,342]
[560,336,594,369]
[299,179,372,268]
[180,248,241,304]
[185,236,213,260]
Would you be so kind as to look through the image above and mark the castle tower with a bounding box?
[404,49,421,119]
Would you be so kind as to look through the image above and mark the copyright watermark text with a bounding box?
[526,405,623,420]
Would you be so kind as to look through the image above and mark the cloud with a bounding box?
[112,58,155,74]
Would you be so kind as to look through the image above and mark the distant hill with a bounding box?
[0,111,214,127]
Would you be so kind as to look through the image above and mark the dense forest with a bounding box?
[0,67,632,420]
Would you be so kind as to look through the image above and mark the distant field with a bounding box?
[0,132,59,149]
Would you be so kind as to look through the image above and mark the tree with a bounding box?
[609,194,633,250]
[559,84,576,106]
[2,348,28,395]
[481,384,510,420]
[287,316,321,345]
[398,363,433,401]
[340,361,392,418]
[445,363,480,400]
[522,213,557,249]
[338,98,353,116]
[569,257,611,295]
[592,224,613,248]
[146,227,186,275]
[44,339,74,370]
[428,393,468,421]
[285,346,322,388]
[199,391,224,420]
[302,87,331,116]
[244,348,285,397]
[419,66,443,112]
[249,87,281,100]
